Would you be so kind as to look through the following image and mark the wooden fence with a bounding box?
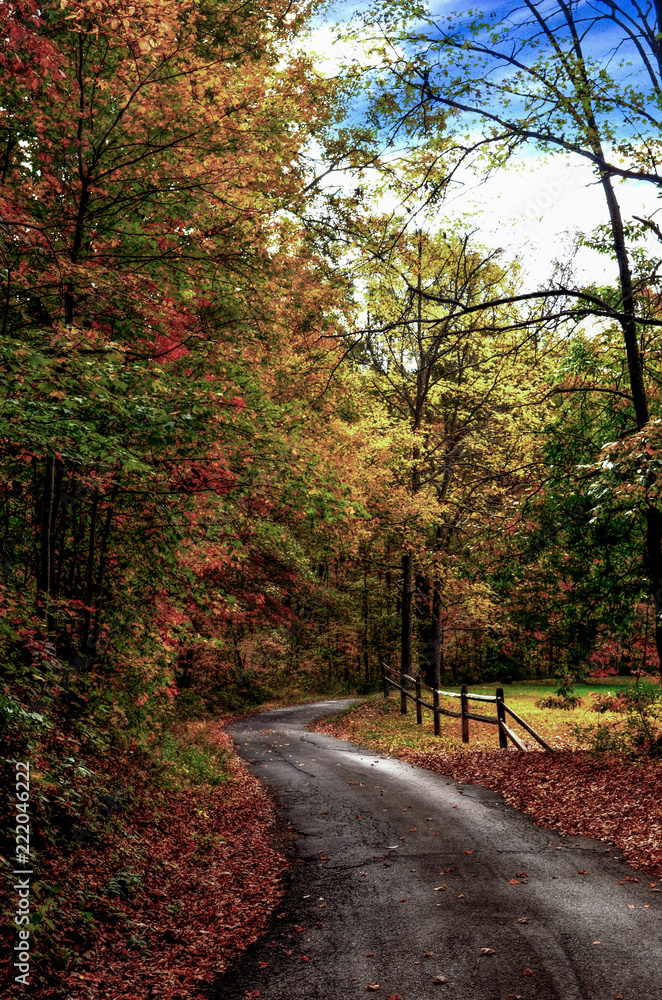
[381,663,552,752]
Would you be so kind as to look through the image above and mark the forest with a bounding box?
[2,0,662,995]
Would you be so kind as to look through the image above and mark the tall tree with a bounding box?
[343,0,662,669]
[357,225,545,685]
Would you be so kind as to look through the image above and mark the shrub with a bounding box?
[573,684,662,756]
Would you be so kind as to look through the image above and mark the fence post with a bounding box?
[461,684,469,743]
[433,686,440,736]
[400,672,407,715]
[382,662,389,698]
[415,678,422,724]
[496,687,508,749]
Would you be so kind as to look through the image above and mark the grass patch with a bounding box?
[313,679,661,754]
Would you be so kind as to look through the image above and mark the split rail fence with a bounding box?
[381,663,552,752]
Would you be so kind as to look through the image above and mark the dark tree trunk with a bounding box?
[36,456,63,629]
[400,552,414,683]
[81,488,99,654]
[431,575,443,687]
[645,507,662,667]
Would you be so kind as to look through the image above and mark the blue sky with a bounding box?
[301,1,662,288]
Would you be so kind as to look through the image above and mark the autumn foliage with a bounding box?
[5,0,662,993]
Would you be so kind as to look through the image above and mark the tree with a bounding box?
[355,224,546,685]
[342,0,662,669]
[0,0,347,708]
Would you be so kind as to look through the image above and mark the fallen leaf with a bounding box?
[457,893,464,898]
[517,917,530,924]
[399,898,406,902]
[423,950,435,957]
[366,984,380,992]
[593,940,601,945]
[409,827,417,832]
[300,955,309,962]
[522,968,536,976]
[577,870,587,875]
[480,947,497,955]
[433,974,448,983]
[366,953,375,957]
[516,872,528,878]
[258,961,269,968]
[509,879,521,885]
[387,995,403,1000]
[434,885,447,891]
[465,849,473,854]
[294,926,305,933]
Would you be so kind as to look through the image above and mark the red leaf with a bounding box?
[522,968,536,976]
[366,984,380,992]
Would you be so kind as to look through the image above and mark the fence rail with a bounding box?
[381,663,552,752]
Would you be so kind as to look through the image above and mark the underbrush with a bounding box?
[1,639,355,998]
[1,710,288,998]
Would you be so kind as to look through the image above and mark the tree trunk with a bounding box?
[431,575,443,687]
[36,456,63,629]
[81,488,99,655]
[645,507,662,667]
[400,552,414,684]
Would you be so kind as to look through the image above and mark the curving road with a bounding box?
[212,700,662,1000]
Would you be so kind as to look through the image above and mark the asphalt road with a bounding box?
[212,700,662,1000]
